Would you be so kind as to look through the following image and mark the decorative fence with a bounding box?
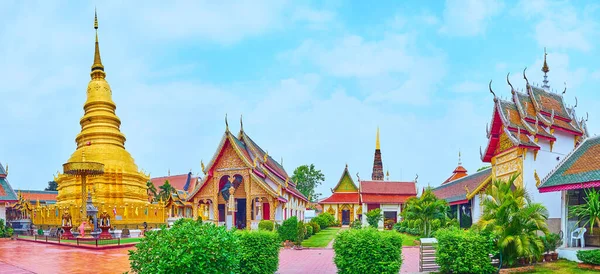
[18,234,127,247]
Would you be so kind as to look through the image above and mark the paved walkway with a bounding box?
[0,238,420,273]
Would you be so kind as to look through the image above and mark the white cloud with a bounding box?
[515,0,599,51]
[439,0,504,36]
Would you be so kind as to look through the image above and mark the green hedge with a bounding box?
[310,221,320,234]
[333,228,403,274]
[296,220,306,245]
[129,219,239,273]
[129,219,282,274]
[258,220,274,231]
[237,230,280,274]
[435,228,496,274]
[313,213,335,229]
[577,249,600,265]
[278,216,298,242]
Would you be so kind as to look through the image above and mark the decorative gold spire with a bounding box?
[458,150,462,166]
[91,8,105,77]
[542,47,549,73]
[376,127,380,150]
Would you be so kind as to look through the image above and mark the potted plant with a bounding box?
[552,233,562,260]
[542,235,552,262]
[570,188,600,246]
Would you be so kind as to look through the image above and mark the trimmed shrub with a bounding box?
[258,220,274,231]
[333,228,403,274]
[278,216,298,242]
[296,221,306,245]
[350,219,362,229]
[366,208,383,228]
[435,227,496,274]
[129,219,239,274]
[577,249,600,265]
[237,230,281,274]
[305,224,313,238]
[310,221,320,234]
[313,212,335,229]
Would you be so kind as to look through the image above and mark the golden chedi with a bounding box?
[33,11,166,229]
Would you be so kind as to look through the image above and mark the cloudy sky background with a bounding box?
[2,0,599,198]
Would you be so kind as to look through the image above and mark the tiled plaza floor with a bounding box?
[0,239,420,273]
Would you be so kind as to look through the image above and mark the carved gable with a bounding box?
[214,141,247,170]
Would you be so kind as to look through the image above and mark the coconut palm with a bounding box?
[158,180,176,201]
[402,187,449,237]
[477,174,549,266]
[146,181,158,202]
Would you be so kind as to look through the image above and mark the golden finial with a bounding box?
[386,170,390,180]
[201,160,206,174]
[253,157,258,168]
[285,178,289,187]
[534,169,541,187]
[91,8,104,75]
[376,127,381,150]
[542,47,549,73]
[458,150,462,165]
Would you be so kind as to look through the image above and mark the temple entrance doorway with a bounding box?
[236,199,247,229]
[341,210,350,225]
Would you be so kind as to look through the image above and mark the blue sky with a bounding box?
[2,0,600,199]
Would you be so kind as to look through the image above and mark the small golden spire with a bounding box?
[91,8,105,75]
[225,113,229,132]
[376,127,381,150]
[542,47,549,74]
[386,170,389,180]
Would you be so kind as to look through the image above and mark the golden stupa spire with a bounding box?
[542,47,549,74]
[375,127,380,150]
[91,8,105,77]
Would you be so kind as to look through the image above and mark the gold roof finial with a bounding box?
[376,127,381,150]
[240,114,244,132]
[542,47,549,74]
[91,8,105,76]
[386,170,389,180]
[225,113,229,132]
[458,150,462,165]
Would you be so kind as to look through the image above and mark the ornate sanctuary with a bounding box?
[187,118,308,229]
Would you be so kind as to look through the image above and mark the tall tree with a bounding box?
[291,164,325,202]
[402,187,450,237]
[158,180,176,201]
[45,181,58,191]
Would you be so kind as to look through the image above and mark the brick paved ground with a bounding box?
[0,239,421,273]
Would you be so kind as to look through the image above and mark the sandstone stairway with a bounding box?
[419,238,439,273]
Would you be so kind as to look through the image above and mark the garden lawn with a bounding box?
[527,260,598,273]
[400,233,418,246]
[302,227,341,248]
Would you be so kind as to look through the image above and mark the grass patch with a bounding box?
[400,233,418,246]
[525,259,598,273]
[302,227,341,248]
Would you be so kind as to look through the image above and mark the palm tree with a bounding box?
[146,181,158,202]
[158,180,176,201]
[402,187,449,237]
[477,174,549,266]
[570,188,600,234]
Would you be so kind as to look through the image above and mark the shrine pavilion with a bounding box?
[476,50,590,234]
[150,172,199,225]
[320,128,417,227]
[187,118,308,230]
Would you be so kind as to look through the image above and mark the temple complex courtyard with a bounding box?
[0,239,419,273]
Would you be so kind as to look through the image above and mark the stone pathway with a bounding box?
[0,238,421,273]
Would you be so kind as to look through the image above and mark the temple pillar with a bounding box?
[192,198,197,220]
[269,197,275,221]
[245,175,251,229]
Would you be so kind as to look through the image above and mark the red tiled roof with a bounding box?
[361,194,413,204]
[360,181,417,195]
[150,174,197,191]
[20,191,58,202]
[442,165,468,184]
[320,192,360,204]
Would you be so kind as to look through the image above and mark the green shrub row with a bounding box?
[333,228,403,274]
[258,220,274,231]
[129,219,280,274]
[435,227,496,274]
[312,212,337,229]
[393,225,419,235]
[577,249,600,265]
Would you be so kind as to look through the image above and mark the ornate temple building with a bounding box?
[432,155,492,228]
[0,163,18,223]
[478,51,590,233]
[31,12,165,229]
[150,172,199,224]
[187,118,308,229]
[320,129,417,227]
[319,164,360,225]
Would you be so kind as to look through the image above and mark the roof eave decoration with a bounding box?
[466,175,493,200]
